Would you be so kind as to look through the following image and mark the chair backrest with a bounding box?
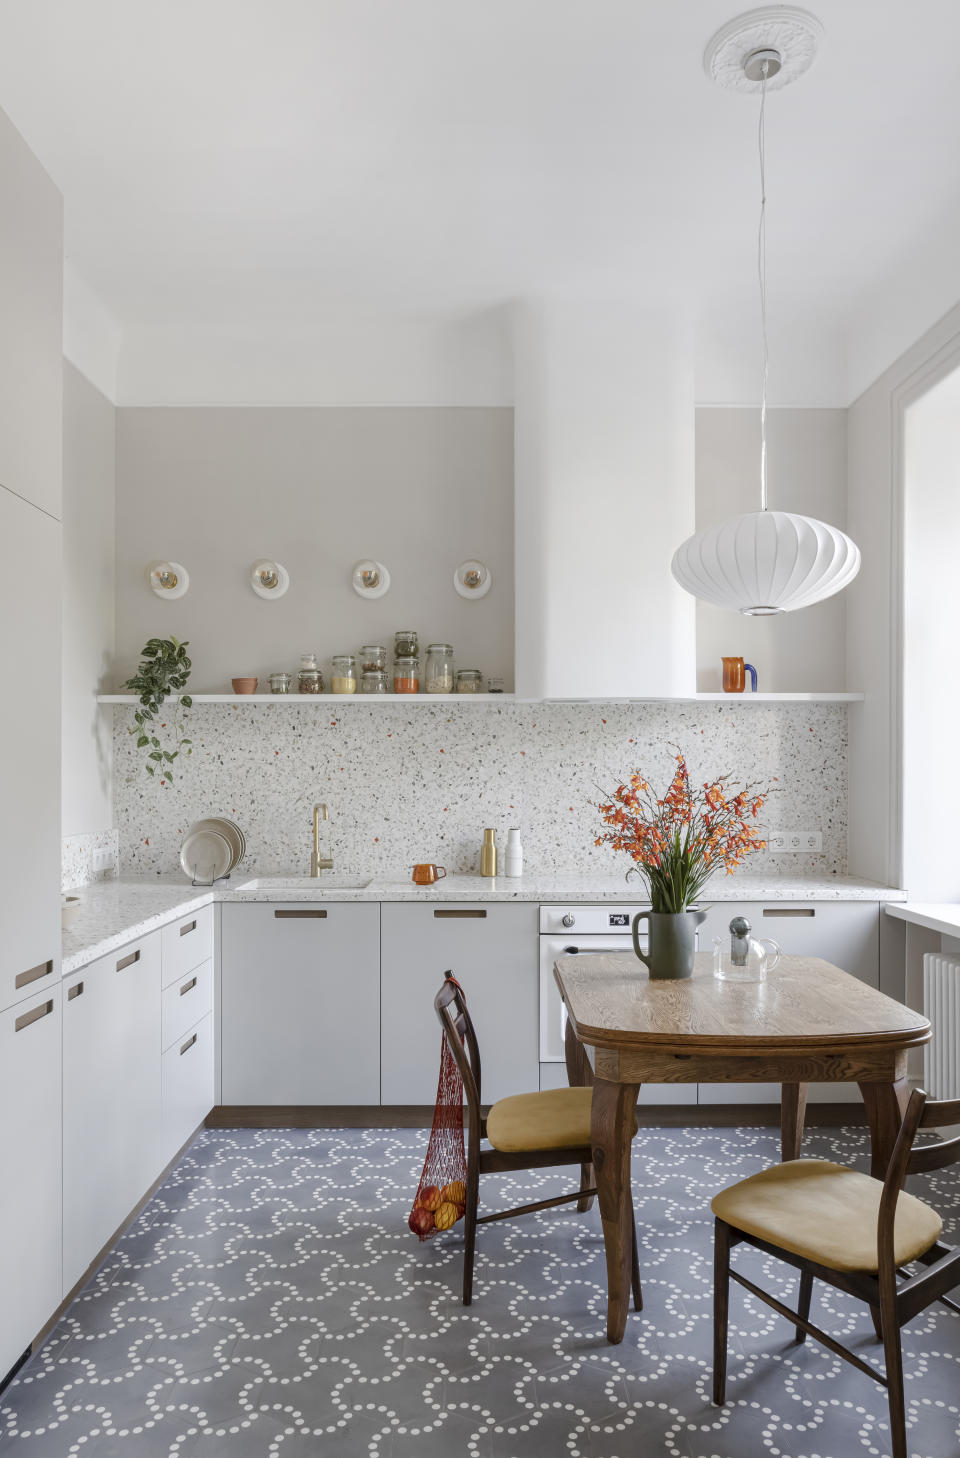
[434,971,483,1135]
[878,1089,960,1269]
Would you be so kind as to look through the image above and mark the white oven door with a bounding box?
[539,934,638,1062]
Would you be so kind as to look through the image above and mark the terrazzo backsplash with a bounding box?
[61,828,119,891]
[111,701,847,880]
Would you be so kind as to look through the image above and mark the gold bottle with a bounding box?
[480,828,498,877]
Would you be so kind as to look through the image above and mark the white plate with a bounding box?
[180,827,232,885]
[193,817,245,872]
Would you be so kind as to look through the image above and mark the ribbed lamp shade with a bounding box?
[671,510,861,616]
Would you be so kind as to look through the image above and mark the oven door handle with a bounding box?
[559,944,641,956]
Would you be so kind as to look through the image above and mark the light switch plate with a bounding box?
[766,830,822,853]
[92,847,115,874]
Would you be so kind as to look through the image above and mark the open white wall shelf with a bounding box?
[98,691,865,705]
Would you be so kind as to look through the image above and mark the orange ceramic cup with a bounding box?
[412,864,447,885]
[721,658,757,693]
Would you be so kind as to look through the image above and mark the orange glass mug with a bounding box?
[411,863,447,885]
[722,657,758,694]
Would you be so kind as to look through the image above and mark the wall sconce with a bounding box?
[352,559,391,598]
[454,559,492,599]
[148,561,189,599]
[250,560,290,599]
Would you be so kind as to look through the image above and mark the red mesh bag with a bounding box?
[408,979,468,1241]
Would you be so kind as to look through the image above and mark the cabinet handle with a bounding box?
[179,919,197,937]
[762,907,815,918]
[67,981,84,1001]
[433,909,487,919]
[179,976,197,996]
[15,999,54,1032]
[180,1032,198,1055]
[274,909,328,919]
[117,948,141,971]
[15,959,53,990]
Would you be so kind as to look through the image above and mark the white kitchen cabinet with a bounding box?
[698,901,880,1105]
[0,108,62,518]
[161,955,213,1053]
[0,985,61,1382]
[380,903,539,1105]
[0,485,60,1015]
[161,1011,215,1165]
[220,902,380,1104]
[161,905,214,987]
[62,933,162,1295]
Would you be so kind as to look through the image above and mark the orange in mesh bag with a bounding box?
[408,972,468,1240]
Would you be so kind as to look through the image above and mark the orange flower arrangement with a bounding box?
[596,752,773,912]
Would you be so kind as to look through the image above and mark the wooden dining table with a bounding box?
[554,951,931,1345]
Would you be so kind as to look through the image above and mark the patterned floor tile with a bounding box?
[2,1126,959,1457]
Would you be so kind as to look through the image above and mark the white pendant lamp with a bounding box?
[672,8,860,616]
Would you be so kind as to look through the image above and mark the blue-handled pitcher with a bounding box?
[631,908,707,980]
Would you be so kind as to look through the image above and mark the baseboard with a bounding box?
[207,1103,870,1130]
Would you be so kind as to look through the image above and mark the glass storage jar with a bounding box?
[361,668,388,694]
[359,644,386,674]
[331,655,357,694]
[298,654,323,694]
[425,643,454,693]
[394,629,418,660]
[394,656,420,693]
[269,671,292,694]
[456,669,483,694]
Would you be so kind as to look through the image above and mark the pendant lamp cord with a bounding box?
[758,62,769,511]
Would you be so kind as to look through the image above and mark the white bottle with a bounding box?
[504,827,523,877]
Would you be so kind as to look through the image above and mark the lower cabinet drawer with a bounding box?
[161,905,214,989]
[161,958,213,1052]
[161,1012,214,1164]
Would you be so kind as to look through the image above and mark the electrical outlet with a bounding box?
[765,830,822,853]
[92,847,115,874]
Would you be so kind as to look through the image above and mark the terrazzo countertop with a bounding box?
[62,872,907,975]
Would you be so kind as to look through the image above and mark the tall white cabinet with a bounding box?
[0,103,63,1383]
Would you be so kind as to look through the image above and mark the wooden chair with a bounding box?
[434,970,644,1309]
[712,1088,960,1458]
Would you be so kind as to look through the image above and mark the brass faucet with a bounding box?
[311,803,334,876]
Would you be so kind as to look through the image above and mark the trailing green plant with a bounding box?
[123,636,193,783]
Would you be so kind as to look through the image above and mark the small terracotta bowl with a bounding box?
[231,677,258,694]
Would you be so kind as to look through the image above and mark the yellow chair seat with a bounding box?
[712,1158,943,1274]
[486,1086,638,1155]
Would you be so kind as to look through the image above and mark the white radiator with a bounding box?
[923,953,960,1099]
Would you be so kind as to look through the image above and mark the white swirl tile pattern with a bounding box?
[112,702,848,880]
[2,1127,958,1457]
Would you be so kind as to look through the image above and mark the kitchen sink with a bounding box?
[234,876,372,891]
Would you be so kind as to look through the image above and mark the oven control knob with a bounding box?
[561,913,575,928]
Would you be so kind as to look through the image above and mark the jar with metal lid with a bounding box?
[269,671,292,694]
[456,669,483,694]
[361,667,388,694]
[394,629,418,660]
[331,654,357,694]
[298,653,323,694]
[425,643,454,693]
[394,656,420,694]
[359,644,386,674]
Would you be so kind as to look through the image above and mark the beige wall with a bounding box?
[62,361,115,835]
[114,407,514,691]
[694,408,848,693]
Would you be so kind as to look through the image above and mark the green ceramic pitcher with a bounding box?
[631,908,707,980]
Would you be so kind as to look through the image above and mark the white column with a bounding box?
[513,299,696,699]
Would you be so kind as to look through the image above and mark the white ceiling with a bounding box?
[1,0,959,404]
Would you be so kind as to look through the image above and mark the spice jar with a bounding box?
[361,668,388,694]
[331,654,357,694]
[394,629,419,660]
[269,671,292,694]
[425,643,454,694]
[456,669,483,694]
[394,655,420,693]
[298,653,323,694]
[359,644,386,674]
[486,675,505,694]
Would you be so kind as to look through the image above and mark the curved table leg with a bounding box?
[591,1075,641,1344]
[780,1082,808,1162]
[859,1077,912,1179]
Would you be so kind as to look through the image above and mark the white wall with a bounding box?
[694,408,848,692]
[61,361,115,837]
[114,406,514,691]
[901,370,960,899]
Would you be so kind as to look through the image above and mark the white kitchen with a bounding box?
[2,4,960,1457]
